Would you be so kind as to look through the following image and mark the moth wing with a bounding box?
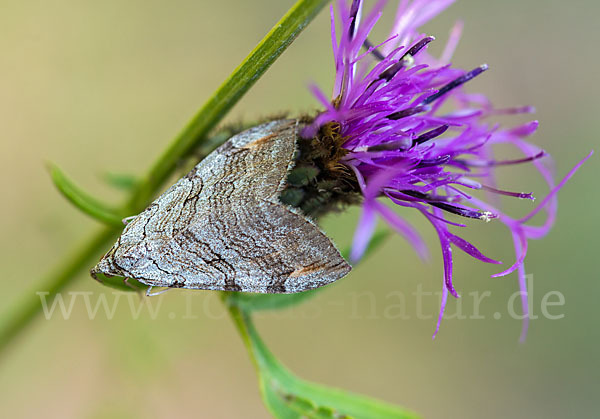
[143,118,298,239]
[164,199,350,292]
[92,118,351,293]
[91,120,297,281]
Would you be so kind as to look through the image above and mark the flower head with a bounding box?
[299,0,591,340]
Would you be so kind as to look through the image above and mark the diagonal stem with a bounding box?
[128,0,331,210]
[0,227,118,351]
[0,0,330,357]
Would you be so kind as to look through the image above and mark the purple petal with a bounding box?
[350,202,377,263]
[446,232,502,264]
[373,201,429,260]
[433,285,448,339]
[519,150,593,224]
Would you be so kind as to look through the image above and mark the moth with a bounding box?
[91,119,351,294]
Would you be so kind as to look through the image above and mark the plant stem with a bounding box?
[0,227,118,352]
[224,298,259,371]
[128,0,330,210]
[0,0,330,357]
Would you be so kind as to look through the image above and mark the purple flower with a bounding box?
[306,0,592,340]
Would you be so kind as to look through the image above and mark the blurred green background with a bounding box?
[0,0,597,417]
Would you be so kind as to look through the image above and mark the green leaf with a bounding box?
[92,273,147,292]
[102,172,138,190]
[226,288,321,312]
[48,163,124,226]
[226,229,392,312]
[348,228,392,261]
[230,308,419,419]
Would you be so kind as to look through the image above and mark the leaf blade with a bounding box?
[232,309,418,419]
[102,172,139,190]
[92,273,147,292]
[48,163,124,226]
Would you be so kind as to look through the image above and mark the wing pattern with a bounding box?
[92,119,351,293]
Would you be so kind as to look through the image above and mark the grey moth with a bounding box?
[91,119,351,294]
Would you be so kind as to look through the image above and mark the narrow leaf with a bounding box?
[231,309,418,419]
[342,228,392,261]
[48,163,124,226]
[102,172,138,190]
[92,273,147,292]
[227,288,321,312]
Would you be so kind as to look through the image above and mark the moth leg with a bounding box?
[122,215,137,225]
[145,286,171,297]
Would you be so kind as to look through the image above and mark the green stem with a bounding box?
[0,227,118,352]
[224,299,259,371]
[129,0,330,210]
[0,0,330,357]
